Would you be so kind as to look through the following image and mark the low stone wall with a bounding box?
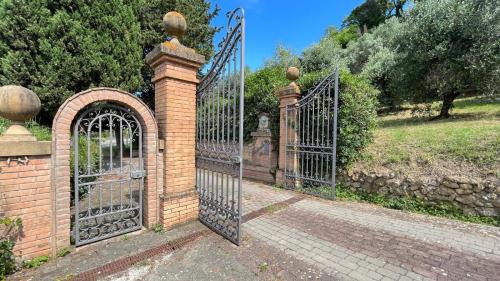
[338,169,499,217]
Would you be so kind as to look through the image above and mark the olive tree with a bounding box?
[344,17,402,109]
[391,0,499,118]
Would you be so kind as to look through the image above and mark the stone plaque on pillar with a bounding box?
[243,113,277,183]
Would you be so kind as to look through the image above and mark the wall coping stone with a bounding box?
[146,42,205,69]
[0,140,51,156]
[276,84,300,100]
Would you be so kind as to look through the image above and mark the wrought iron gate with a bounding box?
[196,8,245,245]
[72,104,144,246]
[284,69,339,198]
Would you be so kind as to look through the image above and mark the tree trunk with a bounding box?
[436,91,460,119]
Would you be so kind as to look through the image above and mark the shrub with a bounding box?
[0,117,51,141]
[336,70,379,168]
[70,136,100,203]
[300,69,379,169]
[0,217,22,278]
[245,67,378,170]
[244,66,288,144]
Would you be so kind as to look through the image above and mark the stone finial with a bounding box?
[286,67,300,84]
[0,85,41,141]
[163,11,187,44]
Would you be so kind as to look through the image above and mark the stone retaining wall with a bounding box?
[338,170,499,217]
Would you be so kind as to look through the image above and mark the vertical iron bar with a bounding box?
[99,117,102,172]
[109,115,113,172]
[237,15,245,244]
[138,125,143,227]
[73,119,80,245]
[120,119,123,172]
[87,128,91,175]
[110,182,113,212]
[284,105,288,188]
[332,69,339,198]
[233,46,237,144]
[99,182,102,214]
[217,78,220,146]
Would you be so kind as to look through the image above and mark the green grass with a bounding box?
[366,97,500,171]
[0,117,51,141]
[335,185,499,226]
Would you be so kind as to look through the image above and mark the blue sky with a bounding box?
[210,0,365,70]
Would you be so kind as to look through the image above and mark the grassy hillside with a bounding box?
[360,96,500,178]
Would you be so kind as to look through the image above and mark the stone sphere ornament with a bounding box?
[286,67,300,82]
[163,11,187,41]
[0,85,41,141]
[0,85,41,122]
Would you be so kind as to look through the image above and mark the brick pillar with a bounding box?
[276,67,301,186]
[145,12,205,229]
[0,85,53,259]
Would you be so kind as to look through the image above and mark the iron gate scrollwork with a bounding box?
[72,103,144,246]
[284,69,339,198]
[196,8,245,245]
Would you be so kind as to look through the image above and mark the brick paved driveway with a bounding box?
[104,180,500,281]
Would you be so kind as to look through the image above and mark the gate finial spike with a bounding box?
[286,67,300,85]
[163,11,187,45]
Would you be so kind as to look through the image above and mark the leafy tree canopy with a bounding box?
[343,0,408,31]
[391,0,499,118]
[0,0,218,123]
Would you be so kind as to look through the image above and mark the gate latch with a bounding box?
[131,170,146,179]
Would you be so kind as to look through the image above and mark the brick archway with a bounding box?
[51,88,159,254]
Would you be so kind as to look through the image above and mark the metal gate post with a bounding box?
[276,67,301,187]
[145,12,205,230]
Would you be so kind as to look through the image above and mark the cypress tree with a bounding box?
[0,0,218,123]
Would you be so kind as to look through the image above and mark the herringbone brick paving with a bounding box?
[242,181,500,281]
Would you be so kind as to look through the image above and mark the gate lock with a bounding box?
[131,170,146,179]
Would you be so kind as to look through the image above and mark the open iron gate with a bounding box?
[284,69,339,198]
[195,8,245,245]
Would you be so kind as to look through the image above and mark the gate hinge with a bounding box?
[131,170,146,179]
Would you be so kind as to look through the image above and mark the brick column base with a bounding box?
[161,190,199,229]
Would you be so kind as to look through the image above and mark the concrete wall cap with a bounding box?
[146,42,205,67]
[0,141,51,156]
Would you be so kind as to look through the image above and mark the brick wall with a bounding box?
[0,155,52,258]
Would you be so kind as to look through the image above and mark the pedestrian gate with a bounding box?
[284,70,339,198]
[72,104,144,246]
[196,8,245,245]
